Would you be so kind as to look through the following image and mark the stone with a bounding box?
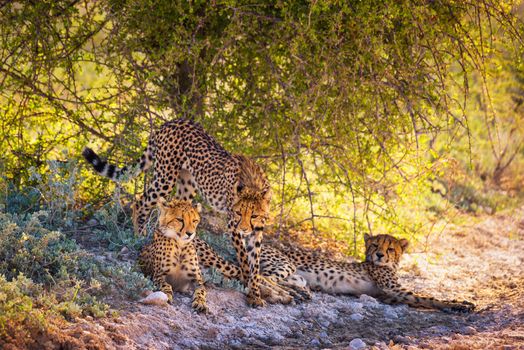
[310,338,321,347]
[461,326,477,335]
[349,313,364,321]
[349,338,366,350]
[139,291,169,305]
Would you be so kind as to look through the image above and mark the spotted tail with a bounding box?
[82,141,154,181]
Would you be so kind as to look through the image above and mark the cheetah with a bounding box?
[195,234,475,312]
[83,118,271,307]
[138,198,208,313]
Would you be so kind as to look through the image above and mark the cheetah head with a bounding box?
[364,233,409,268]
[156,198,201,242]
[232,186,271,236]
[232,155,271,236]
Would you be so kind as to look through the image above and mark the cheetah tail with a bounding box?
[82,142,154,182]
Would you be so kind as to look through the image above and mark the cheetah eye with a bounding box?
[176,218,184,223]
[235,211,242,216]
[388,248,395,252]
[193,219,199,224]
[251,215,259,219]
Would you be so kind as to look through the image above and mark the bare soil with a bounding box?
[23,208,524,349]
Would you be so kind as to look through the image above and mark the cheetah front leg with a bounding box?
[183,245,209,313]
[244,229,266,307]
[227,213,265,307]
[152,270,174,303]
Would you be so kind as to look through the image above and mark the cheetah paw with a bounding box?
[192,300,209,313]
[446,300,475,313]
[247,294,267,308]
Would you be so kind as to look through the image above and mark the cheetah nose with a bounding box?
[186,232,195,238]
[376,252,384,259]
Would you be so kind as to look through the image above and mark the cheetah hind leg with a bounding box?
[258,277,293,304]
[260,275,311,303]
[279,274,313,301]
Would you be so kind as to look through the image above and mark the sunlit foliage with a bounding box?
[1,1,523,248]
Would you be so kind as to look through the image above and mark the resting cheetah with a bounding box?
[195,234,475,312]
[83,118,270,307]
[138,198,208,313]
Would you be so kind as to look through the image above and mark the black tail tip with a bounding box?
[82,147,98,163]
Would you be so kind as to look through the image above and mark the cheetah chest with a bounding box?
[160,246,195,293]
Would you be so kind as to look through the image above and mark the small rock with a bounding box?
[320,320,330,328]
[461,326,477,335]
[349,313,364,321]
[349,338,366,350]
[393,335,410,344]
[319,331,329,339]
[310,338,321,347]
[383,307,398,319]
[427,325,450,335]
[87,218,98,226]
[139,291,169,305]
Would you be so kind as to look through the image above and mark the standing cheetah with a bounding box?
[195,234,475,312]
[83,119,270,307]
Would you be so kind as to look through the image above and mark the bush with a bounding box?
[0,207,152,326]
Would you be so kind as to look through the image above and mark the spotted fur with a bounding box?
[138,199,208,312]
[196,234,475,312]
[83,119,270,307]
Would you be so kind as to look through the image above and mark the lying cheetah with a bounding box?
[196,234,475,312]
[138,198,208,313]
[83,118,271,307]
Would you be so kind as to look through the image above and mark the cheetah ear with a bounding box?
[364,233,371,242]
[399,238,409,252]
[195,203,202,213]
[263,186,271,200]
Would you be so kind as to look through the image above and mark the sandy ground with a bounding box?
[52,208,524,349]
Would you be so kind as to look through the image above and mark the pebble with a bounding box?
[319,331,329,339]
[461,326,477,335]
[359,294,379,304]
[139,291,168,305]
[393,335,410,344]
[310,338,321,347]
[350,313,364,321]
[427,325,450,335]
[383,307,398,319]
[349,338,366,350]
